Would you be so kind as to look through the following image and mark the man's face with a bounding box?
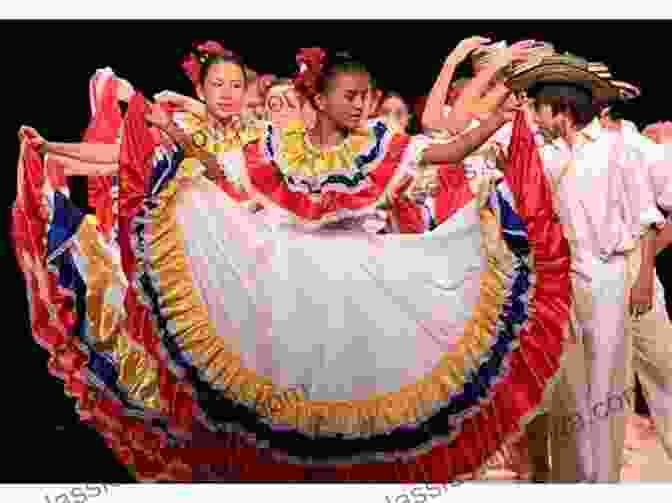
[534,103,563,139]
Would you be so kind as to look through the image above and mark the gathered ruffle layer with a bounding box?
[12,90,571,480]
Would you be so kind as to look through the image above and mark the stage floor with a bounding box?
[469,414,672,482]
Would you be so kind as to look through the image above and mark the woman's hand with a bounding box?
[490,39,538,74]
[116,78,135,103]
[144,103,173,132]
[19,125,47,152]
[449,35,493,64]
[154,91,207,117]
[492,92,525,123]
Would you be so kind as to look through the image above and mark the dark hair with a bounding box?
[181,41,248,89]
[530,82,599,128]
[381,91,409,111]
[199,53,247,86]
[294,49,369,104]
[602,98,632,121]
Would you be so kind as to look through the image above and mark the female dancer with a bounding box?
[14,42,571,481]
[378,91,412,133]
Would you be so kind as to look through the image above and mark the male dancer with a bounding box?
[508,53,665,482]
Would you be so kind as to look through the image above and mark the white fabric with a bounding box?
[539,119,664,272]
[174,177,485,401]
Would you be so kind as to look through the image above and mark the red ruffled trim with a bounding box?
[14,136,309,482]
[243,133,411,221]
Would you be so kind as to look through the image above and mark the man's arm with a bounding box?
[656,223,672,255]
[632,227,658,315]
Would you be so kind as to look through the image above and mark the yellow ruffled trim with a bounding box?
[275,120,374,178]
[135,174,519,438]
[76,217,163,410]
[239,134,413,229]
[174,111,262,156]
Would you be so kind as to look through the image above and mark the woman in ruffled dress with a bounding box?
[13,41,571,481]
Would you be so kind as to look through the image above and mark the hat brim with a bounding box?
[611,80,641,101]
[507,62,620,101]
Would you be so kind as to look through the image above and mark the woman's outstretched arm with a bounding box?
[49,154,119,177]
[20,126,120,164]
[421,109,511,164]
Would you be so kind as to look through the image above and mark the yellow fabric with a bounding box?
[76,216,163,410]
[275,119,376,178]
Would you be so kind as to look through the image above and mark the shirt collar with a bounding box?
[548,117,602,150]
[580,117,602,142]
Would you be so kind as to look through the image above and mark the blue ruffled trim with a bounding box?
[47,191,85,259]
[264,120,391,193]
[45,187,177,438]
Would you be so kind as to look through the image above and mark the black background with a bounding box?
[2,20,666,483]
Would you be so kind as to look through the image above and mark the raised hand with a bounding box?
[493,93,525,123]
[19,125,47,151]
[491,39,538,72]
[450,35,493,63]
[116,78,135,103]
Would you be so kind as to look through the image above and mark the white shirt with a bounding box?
[539,118,664,276]
[614,120,672,219]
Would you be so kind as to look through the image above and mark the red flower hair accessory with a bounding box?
[296,47,327,75]
[294,48,327,101]
[181,40,229,86]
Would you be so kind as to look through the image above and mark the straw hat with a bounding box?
[507,52,621,101]
[507,41,556,77]
[470,41,508,68]
[610,79,642,101]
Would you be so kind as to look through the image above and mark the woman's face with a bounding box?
[314,71,370,131]
[379,95,410,131]
[197,62,245,123]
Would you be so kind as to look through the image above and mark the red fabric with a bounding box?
[214,175,252,203]
[388,174,428,233]
[244,133,411,221]
[118,93,158,220]
[14,135,308,482]
[434,165,476,224]
[85,76,123,236]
